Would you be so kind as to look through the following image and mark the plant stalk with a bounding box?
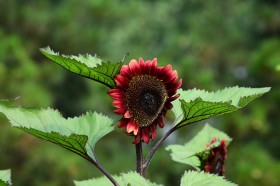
[135,141,144,176]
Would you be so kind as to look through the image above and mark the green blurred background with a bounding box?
[0,0,279,185]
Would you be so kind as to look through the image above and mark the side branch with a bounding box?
[86,154,119,186]
[142,126,177,175]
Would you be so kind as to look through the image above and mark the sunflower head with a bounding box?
[204,138,227,176]
[108,58,182,144]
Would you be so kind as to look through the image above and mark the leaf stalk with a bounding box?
[87,155,119,186]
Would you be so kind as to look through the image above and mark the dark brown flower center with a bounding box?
[140,91,161,115]
[126,75,167,127]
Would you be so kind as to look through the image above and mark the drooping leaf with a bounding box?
[74,171,162,186]
[0,102,114,161]
[172,86,270,127]
[180,171,237,186]
[40,47,123,88]
[0,169,11,186]
[166,124,231,170]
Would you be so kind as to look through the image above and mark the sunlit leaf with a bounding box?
[172,86,270,127]
[0,169,11,186]
[40,47,123,88]
[0,101,114,161]
[74,171,162,186]
[166,124,231,169]
[180,171,237,186]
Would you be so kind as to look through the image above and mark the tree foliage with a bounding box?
[0,0,279,185]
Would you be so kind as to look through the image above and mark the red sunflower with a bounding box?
[204,138,227,176]
[108,58,182,144]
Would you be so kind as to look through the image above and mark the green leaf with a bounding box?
[172,86,270,127]
[180,171,237,186]
[40,47,123,88]
[166,124,231,169]
[74,172,162,186]
[0,102,114,161]
[0,169,11,186]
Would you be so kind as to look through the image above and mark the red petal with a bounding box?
[161,70,176,84]
[221,139,226,147]
[150,125,157,139]
[124,111,131,118]
[164,102,173,110]
[167,94,180,102]
[157,117,164,128]
[142,128,150,144]
[163,70,178,84]
[158,64,172,79]
[120,65,132,80]
[118,119,129,128]
[167,79,182,96]
[115,75,129,89]
[108,88,123,95]
[139,58,145,67]
[113,100,126,107]
[163,111,168,118]
[139,58,149,74]
[133,125,139,135]
[129,59,141,75]
[127,119,138,134]
[110,92,125,99]
[205,164,211,173]
[150,58,158,75]
[152,58,158,66]
[144,60,153,74]
[133,132,142,144]
[114,107,127,115]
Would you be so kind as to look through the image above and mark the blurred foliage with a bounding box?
[0,0,279,185]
